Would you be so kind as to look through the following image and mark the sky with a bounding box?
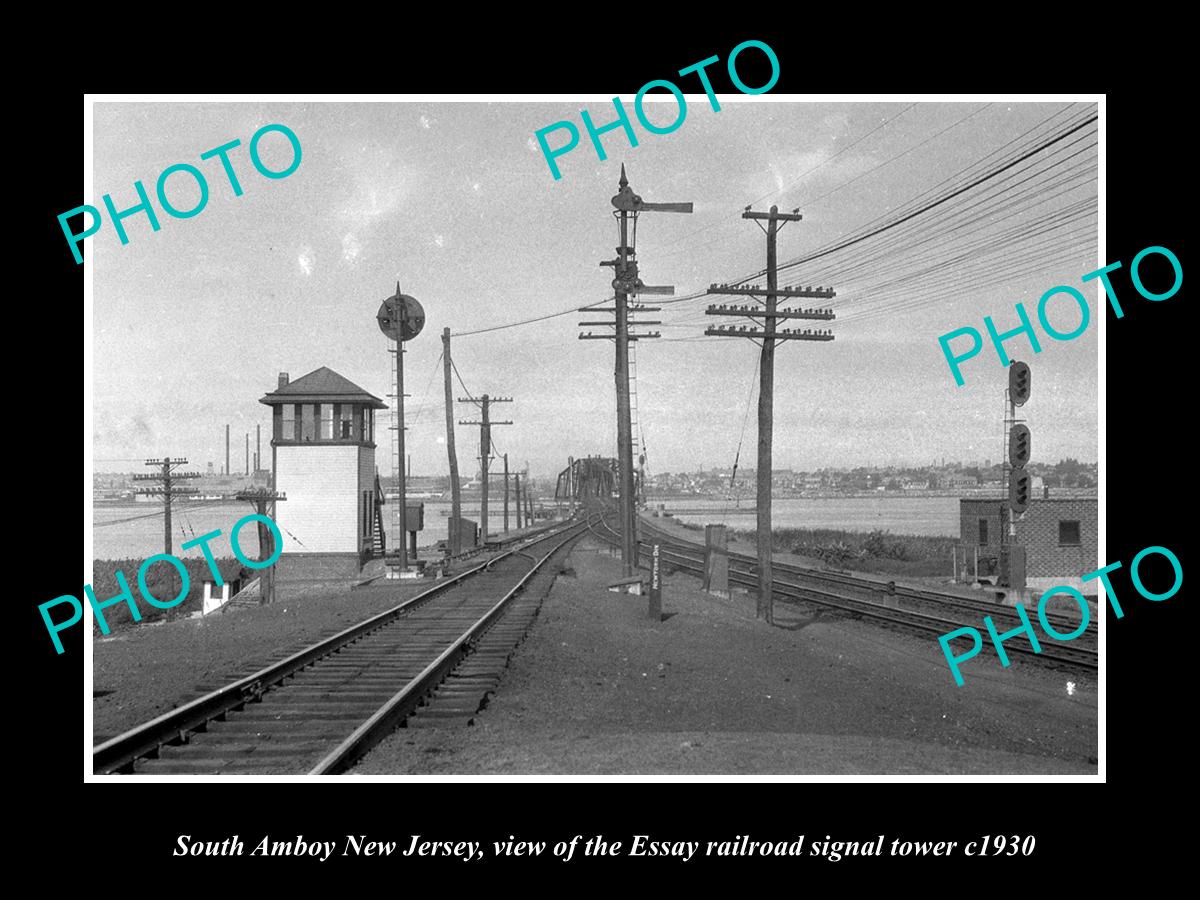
[90,99,1099,479]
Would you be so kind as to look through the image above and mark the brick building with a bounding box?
[959,496,1098,597]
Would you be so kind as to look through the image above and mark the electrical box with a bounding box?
[450,516,477,549]
[405,500,424,532]
[1000,546,1027,590]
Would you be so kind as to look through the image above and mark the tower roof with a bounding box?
[259,366,387,409]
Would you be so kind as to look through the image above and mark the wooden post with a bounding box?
[442,328,462,555]
[503,453,510,533]
[479,394,490,545]
[514,473,522,530]
[704,523,729,598]
[649,543,662,621]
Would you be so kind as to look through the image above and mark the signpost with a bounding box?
[649,542,662,621]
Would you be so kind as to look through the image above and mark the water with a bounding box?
[659,496,960,537]
[92,498,556,561]
[92,502,254,561]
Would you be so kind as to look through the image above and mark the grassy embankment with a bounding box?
[89,558,250,633]
[672,520,953,577]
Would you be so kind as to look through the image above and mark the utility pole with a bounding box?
[225,425,230,476]
[245,433,250,476]
[441,327,462,554]
[236,487,286,605]
[503,453,510,533]
[704,205,836,623]
[580,164,691,576]
[457,393,512,545]
[133,458,200,602]
[256,424,261,476]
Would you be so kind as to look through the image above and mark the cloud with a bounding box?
[419,115,432,130]
[472,182,481,194]
[333,143,409,238]
[342,233,362,264]
[433,234,445,248]
[298,246,314,276]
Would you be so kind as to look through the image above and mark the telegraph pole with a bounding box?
[503,453,510,532]
[705,205,836,623]
[457,393,512,545]
[580,164,691,576]
[133,458,200,602]
[133,458,201,556]
[236,487,286,605]
[442,328,462,554]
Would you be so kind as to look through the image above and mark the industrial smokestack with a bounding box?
[225,424,230,476]
[256,424,261,474]
[245,433,250,476]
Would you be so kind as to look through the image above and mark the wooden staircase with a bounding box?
[371,473,387,557]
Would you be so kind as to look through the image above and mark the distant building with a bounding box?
[959,496,1098,596]
[260,367,388,581]
[944,474,979,489]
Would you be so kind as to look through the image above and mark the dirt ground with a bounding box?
[355,536,1098,775]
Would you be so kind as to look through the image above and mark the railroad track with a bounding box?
[93,516,594,776]
[636,518,1097,641]
[590,517,1097,671]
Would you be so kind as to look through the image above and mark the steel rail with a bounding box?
[93,515,587,775]
[308,519,592,774]
[631,517,1096,640]
[590,518,1096,670]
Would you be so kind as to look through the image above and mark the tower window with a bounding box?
[300,404,315,441]
[319,403,333,440]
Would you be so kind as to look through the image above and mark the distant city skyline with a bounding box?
[90,100,1099,478]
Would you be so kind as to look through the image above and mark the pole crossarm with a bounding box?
[581,305,662,313]
[743,209,803,222]
[235,489,287,501]
[707,284,836,299]
[706,304,836,320]
[704,326,835,341]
